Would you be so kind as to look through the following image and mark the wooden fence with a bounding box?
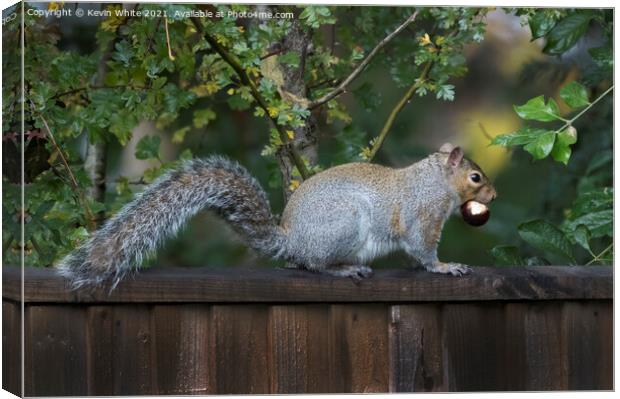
[2,265,613,395]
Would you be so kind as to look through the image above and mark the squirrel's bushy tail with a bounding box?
[56,156,288,289]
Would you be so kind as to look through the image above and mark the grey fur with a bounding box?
[57,145,496,289]
[57,156,287,289]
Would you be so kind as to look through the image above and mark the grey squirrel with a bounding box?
[57,142,496,289]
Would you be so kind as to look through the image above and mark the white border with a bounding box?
[0,1,616,399]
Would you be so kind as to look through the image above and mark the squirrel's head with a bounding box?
[438,143,497,205]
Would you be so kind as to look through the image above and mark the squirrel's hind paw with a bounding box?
[428,262,471,276]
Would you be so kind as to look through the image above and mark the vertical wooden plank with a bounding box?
[502,303,528,390]
[268,304,329,393]
[85,306,114,395]
[442,303,506,391]
[328,304,389,393]
[388,304,443,392]
[594,301,613,390]
[25,305,88,396]
[152,304,213,394]
[110,305,154,395]
[2,300,21,396]
[523,302,566,390]
[211,305,270,394]
[563,301,613,390]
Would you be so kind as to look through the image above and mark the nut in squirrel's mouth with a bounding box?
[464,201,488,215]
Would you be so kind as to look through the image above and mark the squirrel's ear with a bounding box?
[439,143,455,153]
[447,147,464,167]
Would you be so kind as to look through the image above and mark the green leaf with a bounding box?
[513,95,561,122]
[193,108,216,128]
[543,12,593,55]
[115,176,131,196]
[152,77,167,90]
[565,210,612,238]
[491,127,551,147]
[436,84,455,101]
[172,126,190,144]
[113,40,134,66]
[564,188,613,239]
[570,188,613,217]
[518,219,576,263]
[550,141,571,165]
[135,135,161,160]
[142,166,165,184]
[528,12,557,40]
[589,46,613,71]
[550,127,577,165]
[279,52,301,68]
[523,130,556,160]
[490,246,528,266]
[299,6,336,28]
[573,225,591,251]
[178,148,193,161]
[559,81,590,109]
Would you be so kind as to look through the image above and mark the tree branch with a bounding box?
[35,110,97,231]
[190,17,310,179]
[367,60,433,162]
[51,84,148,100]
[308,10,420,110]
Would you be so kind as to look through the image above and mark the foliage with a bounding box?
[490,8,613,266]
[1,4,612,269]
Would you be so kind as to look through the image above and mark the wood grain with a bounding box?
[210,305,271,394]
[152,304,213,394]
[109,305,155,395]
[328,304,389,393]
[388,304,444,392]
[2,300,21,396]
[562,301,613,390]
[85,306,115,395]
[268,304,330,393]
[523,302,566,390]
[442,303,507,391]
[3,265,612,303]
[25,305,88,396]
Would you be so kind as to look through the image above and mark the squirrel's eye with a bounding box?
[470,173,481,183]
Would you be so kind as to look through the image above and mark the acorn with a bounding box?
[461,200,490,227]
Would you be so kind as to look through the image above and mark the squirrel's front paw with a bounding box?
[428,261,471,276]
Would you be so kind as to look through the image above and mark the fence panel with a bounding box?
[2,265,613,395]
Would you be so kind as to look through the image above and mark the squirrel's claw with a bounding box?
[323,265,374,282]
[428,261,472,276]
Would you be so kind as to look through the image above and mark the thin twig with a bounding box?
[190,17,310,179]
[478,122,493,141]
[308,78,341,90]
[52,84,147,100]
[260,49,282,60]
[164,16,175,60]
[545,85,615,137]
[585,243,613,265]
[567,85,614,125]
[36,111,97,230]
[367,60,433,161]
[308,10,420,110]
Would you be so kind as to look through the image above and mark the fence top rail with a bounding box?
[2,265,612,303]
